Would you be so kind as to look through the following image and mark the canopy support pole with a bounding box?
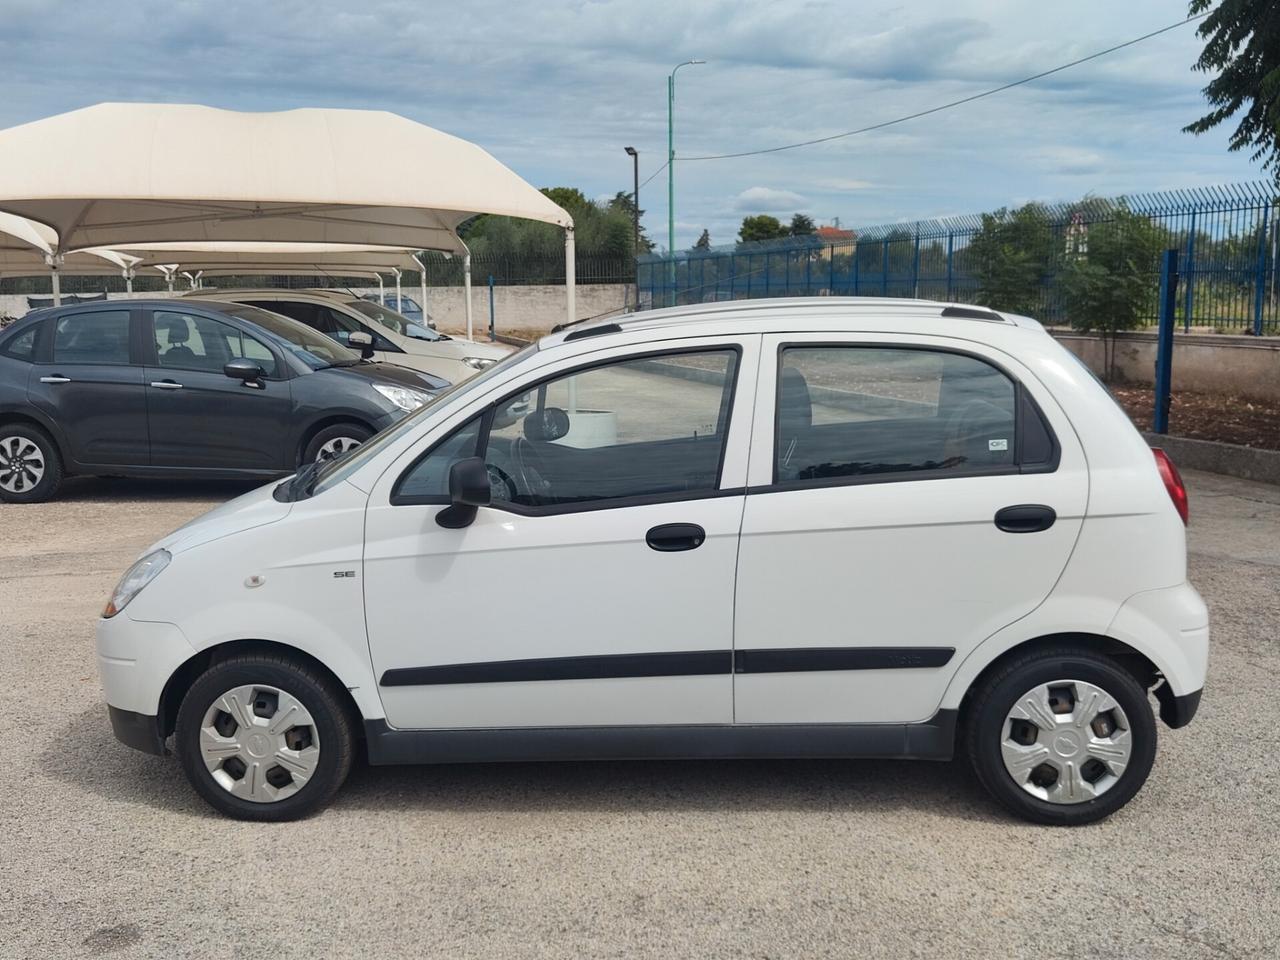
[565,226,576,326]
[393,267,403,312]
[464,253,474,341]
[47,254,62,307]
[420,267,429,328]
[378,275,385,302]
[124,267,134,294]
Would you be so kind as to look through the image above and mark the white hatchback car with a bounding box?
[97,298,1207,824]
[189,288,512,384]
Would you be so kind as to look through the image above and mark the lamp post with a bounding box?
[624,145,639,310]
[668,59,704,306]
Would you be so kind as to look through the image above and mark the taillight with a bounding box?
[1152,448,1188,525]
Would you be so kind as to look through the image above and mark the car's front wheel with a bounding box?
[964,646,1157,825]
[175,654,355,821]
[302,423,372,466]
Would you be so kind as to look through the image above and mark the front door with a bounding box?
[733,334,1088,725]
[27,308,150,467]
[362,338,758,730]
[144,309,293,471]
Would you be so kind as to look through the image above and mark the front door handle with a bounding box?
[39,375,71,384]
[994,504,1056,534]
[646,523,706,552]
[150,380,184,390]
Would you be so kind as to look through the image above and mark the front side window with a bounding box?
[775,346,1020,483]
[395,348,740,509]
[52,311,132,365]
[154,311,277,377]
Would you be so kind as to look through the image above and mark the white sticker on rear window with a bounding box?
[989,438,1009,452]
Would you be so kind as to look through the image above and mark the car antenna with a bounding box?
[313,266,360,300]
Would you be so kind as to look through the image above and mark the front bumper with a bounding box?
[108,706,167,756]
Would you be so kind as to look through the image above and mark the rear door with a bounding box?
[733,333,1088,725]
[26,308,150,467]
[143,308,294,470]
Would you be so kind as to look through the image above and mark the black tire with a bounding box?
[964,646,1157,826]
[175,654,355,821]
[301,422,372,467]
[0,423,63,503]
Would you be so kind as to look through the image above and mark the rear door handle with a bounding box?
[646,523,706,552]
[994,504,1056,534]
[39,375,71,384]
[150,380,184,390]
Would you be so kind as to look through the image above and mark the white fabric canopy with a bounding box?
[109,241,425,274]
[0,211,142,280]
[0,103,572,253]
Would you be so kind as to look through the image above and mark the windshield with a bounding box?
[221,303,360,368]
[305,341,538,498]
[348,300,442,341]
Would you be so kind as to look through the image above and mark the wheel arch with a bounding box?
[0,409,71,466]
[949,632,1162,723]
[157,638,367,744]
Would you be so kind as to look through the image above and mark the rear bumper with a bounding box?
[1155,684,1202,729]
[108,706,167,756]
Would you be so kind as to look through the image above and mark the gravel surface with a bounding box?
[1,470,1277,959]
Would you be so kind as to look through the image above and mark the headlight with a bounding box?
[373,383,431,412]
[463,357,497,371]
[103,549,171,618]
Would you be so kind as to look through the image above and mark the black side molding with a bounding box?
[363,710,959,766]
[735,647,954,672]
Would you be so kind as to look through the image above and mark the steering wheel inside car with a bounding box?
[511,438,553,504]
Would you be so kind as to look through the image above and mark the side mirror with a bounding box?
[224,358,265,387]
[347,330,375,359]
[435,457,491,529]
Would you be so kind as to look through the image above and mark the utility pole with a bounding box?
[624,146,639,310]
[667,59,704,305]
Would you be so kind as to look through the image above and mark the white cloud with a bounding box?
[733,186,807,212]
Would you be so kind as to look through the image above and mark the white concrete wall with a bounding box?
[1,283,633,340]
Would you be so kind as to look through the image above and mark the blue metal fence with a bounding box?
[637,182,1280,334]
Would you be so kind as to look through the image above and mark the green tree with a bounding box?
[789,213,816,236]
[738,214,789,243]
[694,229,712,250]
[1059,204,1166,381]
[966,203,1059,316]
[607,191,652,253]
[460,186,645,266]
[1184,0,1280,182]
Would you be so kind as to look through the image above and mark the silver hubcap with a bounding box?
[0,435,45,493]
[316,436,361,462]
[1001,679,1133,805]
[199,684,320,804]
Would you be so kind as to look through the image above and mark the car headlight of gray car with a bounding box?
[373,383,433,412]
[463,357,497,371]
[103,549,171,618]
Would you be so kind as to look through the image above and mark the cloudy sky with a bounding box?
[0,0,1263,249]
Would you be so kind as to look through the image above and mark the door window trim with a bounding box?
[390,343,745,514]
[47,309,138,367]
[760,340,1059,494]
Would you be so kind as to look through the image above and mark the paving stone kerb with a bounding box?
[1145,432,1280,485]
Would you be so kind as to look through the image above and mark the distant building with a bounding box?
[815,225,856,260]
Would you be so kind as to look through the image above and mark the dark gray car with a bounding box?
[0,299,450,502]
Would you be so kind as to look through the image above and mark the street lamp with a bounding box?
[668,58,704,305]
[624,146,639,310]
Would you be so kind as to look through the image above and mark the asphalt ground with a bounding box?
[1,469,1276,959]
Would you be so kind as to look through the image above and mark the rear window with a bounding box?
[1,323,39,360]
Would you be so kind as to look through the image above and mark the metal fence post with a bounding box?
[853,242,860,296]
[488,275,496,340]
[1254,203,1270,335]
[1154,249,1179,434]
[881,240,889,296]
[828,245,835,294]
[912,234,921,298]
[945,232,954,301]
[1182,210,1196,332]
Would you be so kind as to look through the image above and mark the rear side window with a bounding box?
[52,311,132,365]
[776,346,1025,483]
[1,324,39,360]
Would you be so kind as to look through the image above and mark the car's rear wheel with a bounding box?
[964,646,1157,825]
[302,423,372,466]
[0,424,63,503]
[175,654,355,821]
